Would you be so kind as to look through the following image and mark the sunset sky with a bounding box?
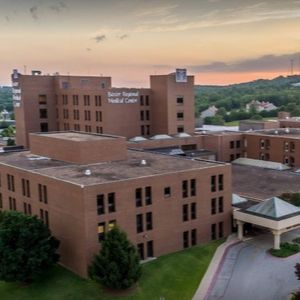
[1,0,300,87]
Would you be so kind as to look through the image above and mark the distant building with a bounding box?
[200,105,218,119]
[246,100,277,112]
[0,109,10,121]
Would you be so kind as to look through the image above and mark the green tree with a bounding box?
[1,125,15,138]
[250,114,263,120]
[88,227,141,290]
[0,211,60,284]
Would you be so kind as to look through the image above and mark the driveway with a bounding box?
[207,229,300,300]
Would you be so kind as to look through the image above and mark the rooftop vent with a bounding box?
[84,169,92,176]
[285,128,290,133]
[274,130,278,134]
[31,70,42,76]
[140,159,147,166]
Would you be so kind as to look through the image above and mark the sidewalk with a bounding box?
[192,234,240,300]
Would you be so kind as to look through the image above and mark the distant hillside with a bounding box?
[194,75,300,116]
[0,86,13,112]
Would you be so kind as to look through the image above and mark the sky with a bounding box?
[1,0,300,87]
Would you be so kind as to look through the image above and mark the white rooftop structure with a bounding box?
[174,132,191,138]
[150,134,173,140]
[128,136,148,142]
[233,158,290,171]
[232,194,248,205]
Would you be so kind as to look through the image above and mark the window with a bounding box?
[84,95,90,106]
[191,203,197,220]
[146,125,150,135]
[85,125,92,132]
[141,125,145,136]
[284,141,289,152]
[211,176,216,192]
[63,109,69,119]
[96,126,103,134]
[73,95,79,105]
[145,95,149,106]
[95,95,102,106]
[182,180,188,198]
[260,139,265,149]
[146,212,153,230]
[108,220,116,231]
[140,111,144,121]
[218,197,224,213]
[98,222,105,241]
[219,222,224,238]
[211,198,216,215]
[84,110,91,121]
[182,204,189,222]
[40,209,49,226]
[135,188,142,207]
[145,186,152,205]
[147,240,154,257]
[137,243,144,260]
[96,111,102,122]
[39,109,48,119]
[191,229,197,246]
[211,224,217,240]
[177,112,184,120]
[218,174,224,191]
[190,179,196,196]
[7,174,15,192]
[108,193,116,213]
[38,94,47,105]
[183,231,189,248]
[40,123,48,132]
[230,154,235,161]
[97,194,105,215]
[136,214,143,233]
[230,141,234,149]
[146,110,150,121]
[62,95,68,105]
[23,202,32,215]
[38,184,47,204]
[140,96,144,106]
[291,142,295,153]
[164,187,171,198]
[266,139,270,150]
[236,140,241,148]
[177,126,184,133]
[21,179,30,197]
[9,197,16,210]
[290,156,295,167]
[177,97,184,105]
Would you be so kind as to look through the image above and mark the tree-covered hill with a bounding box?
[195,75,300,116]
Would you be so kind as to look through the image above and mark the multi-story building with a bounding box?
[12,69,195,148]
[0,131,232,277]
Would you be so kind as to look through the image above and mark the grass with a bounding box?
[270,242,300,258]
[0,239,223,300]
[225,120,239,126]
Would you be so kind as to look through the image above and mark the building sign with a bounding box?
[175,68,187,83]
[107,91,139,104]
[12,69,21,107]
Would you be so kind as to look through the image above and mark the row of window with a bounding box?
[135,187,152,207]
[61,109,104,122]
[136,212,153,233]
[63,123,103,133]
[98,220,116,241]
[139,95,150,106]
[211,197,224,215]
[230,140,241,149]
[182,179,196,198]
[140,110,150,121]
[137,240,153,260]
[211,222,224,240]
[141,125,150,136]
[4,196,49,226]
[211,175,224,192]
[183,229,197,248]
[61,95,102,107]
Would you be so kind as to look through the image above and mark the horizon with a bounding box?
[1,0,300,87]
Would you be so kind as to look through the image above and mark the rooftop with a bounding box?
[232,165,300,199]
[249,129,300,138]
[0,149,225,186]
[34,132,118,142]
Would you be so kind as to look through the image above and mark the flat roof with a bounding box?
[0,150,226,186]
[232,165,300,199]
[32,132,120,142]
[248,129,300,138]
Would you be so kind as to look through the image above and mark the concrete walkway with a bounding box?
[192,235,240,300]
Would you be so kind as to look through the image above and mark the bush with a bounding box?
[0,211,60,283]
[88,227,141,290]
[270,243,300,257]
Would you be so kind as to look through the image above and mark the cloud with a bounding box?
[189,52,300,73]
[49,1,67,13]
[93,35,106,43]
[118,34,129,40]
[29,6,39,21]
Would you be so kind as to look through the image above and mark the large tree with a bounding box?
[88,226,141,290]
[0,211,60,283]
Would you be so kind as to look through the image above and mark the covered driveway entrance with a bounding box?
[233,197,300,249]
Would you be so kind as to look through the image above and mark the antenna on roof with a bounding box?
[84,169,91,176]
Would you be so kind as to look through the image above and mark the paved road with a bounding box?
[207,230,300,300]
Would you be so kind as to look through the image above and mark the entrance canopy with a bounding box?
[233,197,300,249]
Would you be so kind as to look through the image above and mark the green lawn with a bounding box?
[0,240,222,300]
[225,120,240,126]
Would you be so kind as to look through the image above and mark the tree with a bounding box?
[250,114,263,120]
[88,227,141,290]
[0,211,60,284]
[293,264,300,299]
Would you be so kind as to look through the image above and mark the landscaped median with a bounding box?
[269,242,300,258]
[0,240,223,300]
